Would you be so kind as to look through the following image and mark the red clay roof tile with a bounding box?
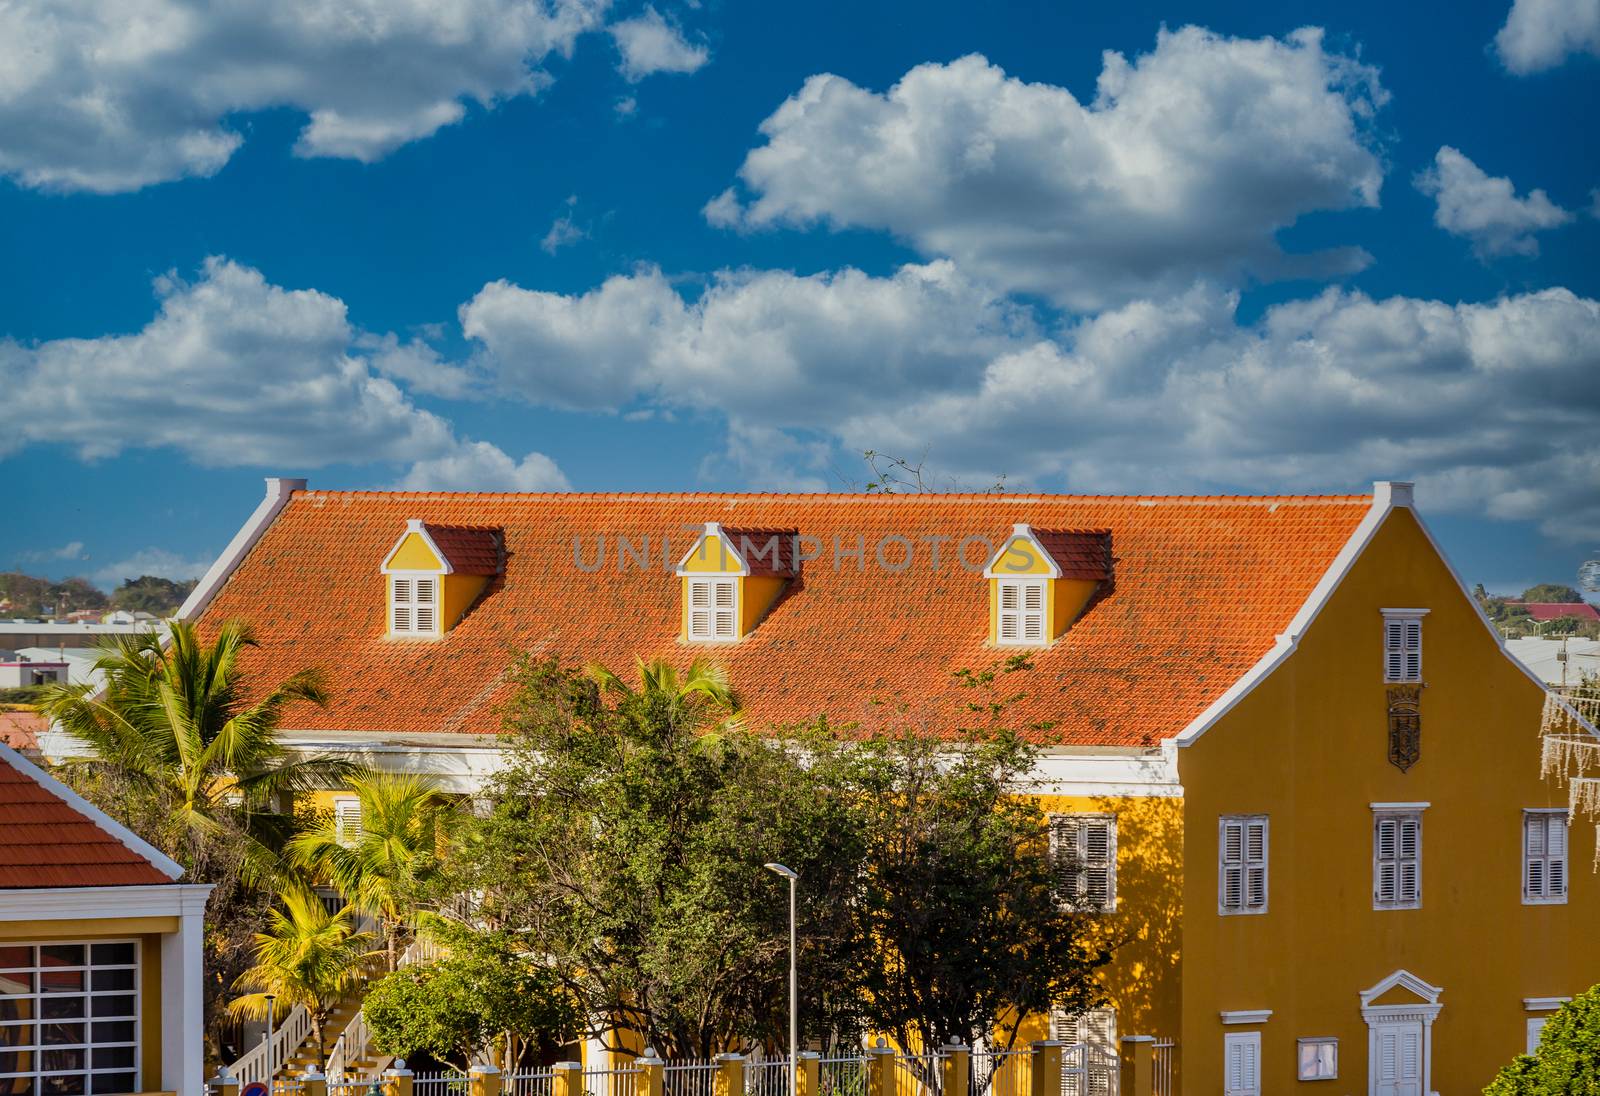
[0,756,172,888]
[423,523,502,575]
[200,491,1372,747]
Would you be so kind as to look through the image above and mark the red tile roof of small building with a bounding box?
[423,523,502,575]
[1509,601,1600,622]
[1034,530,1114,582]
[198,490,1374,747]
[721,527,799,577]
[0,752,173,888]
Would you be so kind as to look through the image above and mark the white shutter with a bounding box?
[689,580,712,639]
[391,577,414,632]
[1245,820,1267,909]
[997,581,1047,646]
[1524,811,1568,902]
[1055,1008,1116,1096]
[1224,1033,1260,1096]
[1375,811,1422,908]
[1383,614,1423,682]
[712,579,737,638]
[1051,814,1116,912]
[1220,816,1268,913]
[687,579,738,641]
[334,798,363,846]
[414,577,437,633]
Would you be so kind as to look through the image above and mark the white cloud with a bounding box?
[462,262,1600,540]
[0,257,567,492]
[20,542,87,563]
[609,7,708,81]
[92,548,213,588]
[0,0,608,193]
[1415,146,1573,258]
[707,28,1387,310]
[396,441,571,491]
[541,214,588,254]
[1495,0,1600,73]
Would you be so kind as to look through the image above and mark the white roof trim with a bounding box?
[1220,1010,1273,1025]
[1174,482,1400,747]
[380,518,454,575]
[674,522,748,577]
[0,883,211,921]
[1524,997,1571,1011]
[982,523,1062,579]
[1380,607,1432,617]
[0,739,183,881]
[1360,968,1443,1007]
[179,477,305,620]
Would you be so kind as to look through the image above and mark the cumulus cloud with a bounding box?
[0,258,566,492]
[1495,0,1600,73]
[609,7,709,81]
[396,442,571,492]
[706,28,1387,310]
[20,542,88,563]
[92,548,213,588]
[461,263,1600,540]
[1415,146,1573,258]
[0,0,608,193]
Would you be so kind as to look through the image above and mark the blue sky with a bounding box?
[1,0,1596,595]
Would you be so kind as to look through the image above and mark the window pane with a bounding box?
[36,950,81,971]
[0,1002,33,1023]
[90,1048,133,1071]
[87,1025,132,1047]
[86,998,132,1021]
[0,1027,33,1049]
[0,951,30,972]
[0,1052,33,1073]
[86,972,131,995]
[38,973,82,996]
[40,1050,83,1073]
[88,1074,133,1096]
[39,1075,83,1096]
[86,947,132,970]
[39,1001,82,1022]
[0,976,32,997]
[39,1026,83,1048]
[0,1076,33,1096]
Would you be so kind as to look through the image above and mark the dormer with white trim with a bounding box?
[983,524,1112,647]
[380,519,503,638]
[675,522,796,642]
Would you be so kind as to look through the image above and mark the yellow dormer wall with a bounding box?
[1051,578,1099,635]
[990,534,1055,577]
[383,531,487,635]
[679,530,743,574]
[741,576,785,634]
[986,532,1100,645]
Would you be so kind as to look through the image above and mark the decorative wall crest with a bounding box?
[1387,684,1423,772]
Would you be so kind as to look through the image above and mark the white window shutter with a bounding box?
[414,577,437,633]
[1224,1033,1260,1096]
[1525,812,1569,901]
[334,799,363,845]
[1375,811,1422,908]
[997,581,1047,646]
[392,577,413,632]
[689,580,712,639]
[1383,614,1423,682]
[713,580,737,638]
[1051,814,1116,912]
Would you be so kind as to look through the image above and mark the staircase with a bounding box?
[282,965,389,1077]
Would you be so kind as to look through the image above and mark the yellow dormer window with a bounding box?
[676,522,796,643]
[380,519,502,639]
[983,524,1112,647]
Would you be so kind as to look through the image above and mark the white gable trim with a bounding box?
[674,522,749,577]
[0,740,183,881]
[983,523,1062,579]
[179,477,306,620]
[1173,482,1399,747]
[1360,968,1442,1008]
[381,518,453,575]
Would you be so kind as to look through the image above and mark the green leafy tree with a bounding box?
[1486,984,1600,1093]
[230,886,376,1071]
[110,574,198,616]
[364,925,577,1071]
[1521,584,1587,604]
[0,572,106,617]
[288,772,458,970]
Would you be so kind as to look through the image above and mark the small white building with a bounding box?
[1505,636,1600,688]
[0,655,69,688]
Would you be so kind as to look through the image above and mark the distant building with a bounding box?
[1506,636,1600,687]
[0,619,161,651]
[0,654,68,688]
[1504,600,1600,623]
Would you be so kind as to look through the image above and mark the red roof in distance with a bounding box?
[1509,601,1600,622]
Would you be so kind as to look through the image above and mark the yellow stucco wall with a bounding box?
[1177,507,1595,1092]
[679,530,742,574]
[0,921,167,1090]
[387,531,443,570]
[383,531,487,635]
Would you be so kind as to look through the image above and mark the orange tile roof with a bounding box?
[0,754,173,888]
[1033,530,1113,581]
[424,523,503,575]
[198,490,1372,747]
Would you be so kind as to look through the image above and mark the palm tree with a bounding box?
[287,772,457,969]
[38,618,353,882]
[587,656,742,732]
[229,885,375,1071]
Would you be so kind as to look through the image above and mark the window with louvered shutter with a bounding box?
[1223,1032,1260,1096]
[334,797,363,846]
[390,574,440,635]
[1054,1007,1116,1096]
[997,580,1047,646]
[1382,613,1423,682]
[1374,811,1422,909]
[1523,810,1568,904]
[1050,814,1116,912]
[687,579,738,641]
[1219,815,1268,914]
[391,577,413,632]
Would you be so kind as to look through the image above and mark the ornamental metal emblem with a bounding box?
[1387,684,1423,773]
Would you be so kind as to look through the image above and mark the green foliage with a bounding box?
[1522,584,1587,604]
[1486,984,1600,1093]
[364,927,576,1071]
[441,654,1107,1062]
[109,574,198,616]
[0,685,47,705]
[0,572,106,617]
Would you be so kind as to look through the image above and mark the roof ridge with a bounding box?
[298,489,1373,505]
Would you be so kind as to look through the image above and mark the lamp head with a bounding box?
[763,862,798,880]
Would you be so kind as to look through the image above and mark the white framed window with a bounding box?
[1050,814,1116,912]
[1523,810,1568,904]
[0,940,140,1096]
[996,579,1047,646]
[1223,1031,1261,1096]
[1053,1007,1117,1096]
[1219,815,1268,915]
[1381,609,1426,682]
[1373,808,1423,909]
[333,796,364,846]
[686,579,738,641]
[390,574,439,635]
[1297,1037,1337,1080]
[1526,1017,1549,1054]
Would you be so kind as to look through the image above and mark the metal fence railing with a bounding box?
[506,1071,558,1096]
[817,1056,865,1096]
[744,1058,789,1096]
[411,1072,471,1096]
[972,1047,1031,1096]
[663,1058,719,1096]
[1151,1041,1174,1096]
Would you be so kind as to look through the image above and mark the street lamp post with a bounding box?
[764,863,799,1096]
[264,993,277,1091]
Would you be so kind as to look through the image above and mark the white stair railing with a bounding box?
[228,1004,314,1088]
[327,934,444,1082]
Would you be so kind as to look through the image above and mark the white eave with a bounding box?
[674,521,749,577]
[178,477,305,620]
[380,518,454,575]
[982,523,1062,579]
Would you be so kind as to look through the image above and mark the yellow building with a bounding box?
[59,477,1593,1094]
[0,740,212,1096]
